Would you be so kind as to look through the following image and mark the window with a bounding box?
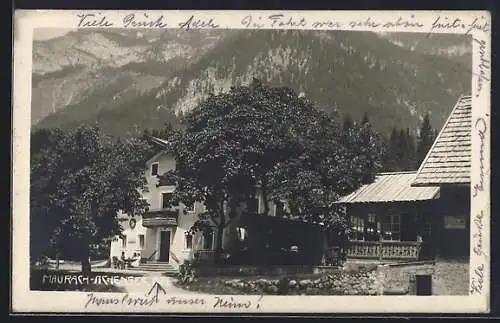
[423,222,432,237]
[248,196,259,213]
[382,215,401,241]
[184,203,195,212]
[122,235,127,248]
[275,200,286,217]
[185,233,193,249]
[236,227,248,242]
[151,162,159,176]
[444,216,465,229]
[349,216,365,241]
[139,234,145,249]
[202,230,214,250]
[162,193,173,209]
[365,213,379,241]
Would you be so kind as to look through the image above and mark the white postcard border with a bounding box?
[12,10,491,313]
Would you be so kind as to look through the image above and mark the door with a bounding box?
[159,231,170,262]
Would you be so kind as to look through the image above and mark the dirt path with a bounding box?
[114,273,203,295]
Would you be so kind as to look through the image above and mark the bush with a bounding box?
[177,260,197,285]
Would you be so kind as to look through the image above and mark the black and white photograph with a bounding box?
[12,10,491,314]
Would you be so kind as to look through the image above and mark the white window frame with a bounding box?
[202,230,215,250]
[349,216,365,241]
[161,192,174,209]
[236,226,248,242]
[184,203,195,213]
[381,214,401,242]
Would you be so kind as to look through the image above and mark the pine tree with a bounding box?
[361,112,369,125]
[384,127,400,171]
[416,114,435,167]
[396,129,408,170]
[406,128,417,170]
[342,114,354,132]
[141,128,150,140]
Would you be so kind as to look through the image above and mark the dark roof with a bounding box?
[335,172,440,204]
[412,95,472,186]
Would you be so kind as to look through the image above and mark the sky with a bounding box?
[33,28,74,41]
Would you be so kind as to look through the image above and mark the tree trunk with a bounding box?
[80,240,91,276]
[261,181,270,216]
[215,201,225,265]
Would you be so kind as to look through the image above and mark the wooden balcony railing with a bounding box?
[347,240,422,260]
[142,209,179,227]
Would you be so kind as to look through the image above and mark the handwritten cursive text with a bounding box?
[178,15,219,31]
[122,13,167,28]
[165,296,206,305]
[428,15,490,36]
[213,296,252,309]
[473,38,490,97]
[76,13,114,28]
[473,210,484,256]
[85,293,158,308]
[473,117,487,197]
[470,264,485,295]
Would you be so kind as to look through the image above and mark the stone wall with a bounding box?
[192,259,469,296]
[223,269,380,295]
[432,259,469,295]
[376,259,469,295]
[376,263,434,295]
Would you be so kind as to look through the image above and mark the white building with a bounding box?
[110,148,208,269]
[109,137,295,270]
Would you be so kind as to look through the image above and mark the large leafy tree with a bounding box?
[30,125,151,274]
[160,79,384,260]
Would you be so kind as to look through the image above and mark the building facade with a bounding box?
[109,150,204,267]
[335,171,440,261]
[411,95,472,259]
[109,138,301,269]
[338,95,472,263]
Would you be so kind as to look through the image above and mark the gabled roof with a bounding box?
[412,95,472,187]
[144,136,171,165]
[150,136,170,148]
[335,171,440,204]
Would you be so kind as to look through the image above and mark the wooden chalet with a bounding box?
[411,95,472,259]
[337,95,472,262]
[335,172,440,261]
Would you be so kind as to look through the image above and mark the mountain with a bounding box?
[32,29,472,138]
[377,32,473,67]
[31,29,232,126]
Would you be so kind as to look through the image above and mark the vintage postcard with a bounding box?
[12,10,491,314]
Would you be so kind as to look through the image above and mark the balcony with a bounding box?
[142,209,179,227]
[347,240,422,260]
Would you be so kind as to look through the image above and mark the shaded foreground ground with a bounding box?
[31,259,468,295]
[172,259,470,296]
